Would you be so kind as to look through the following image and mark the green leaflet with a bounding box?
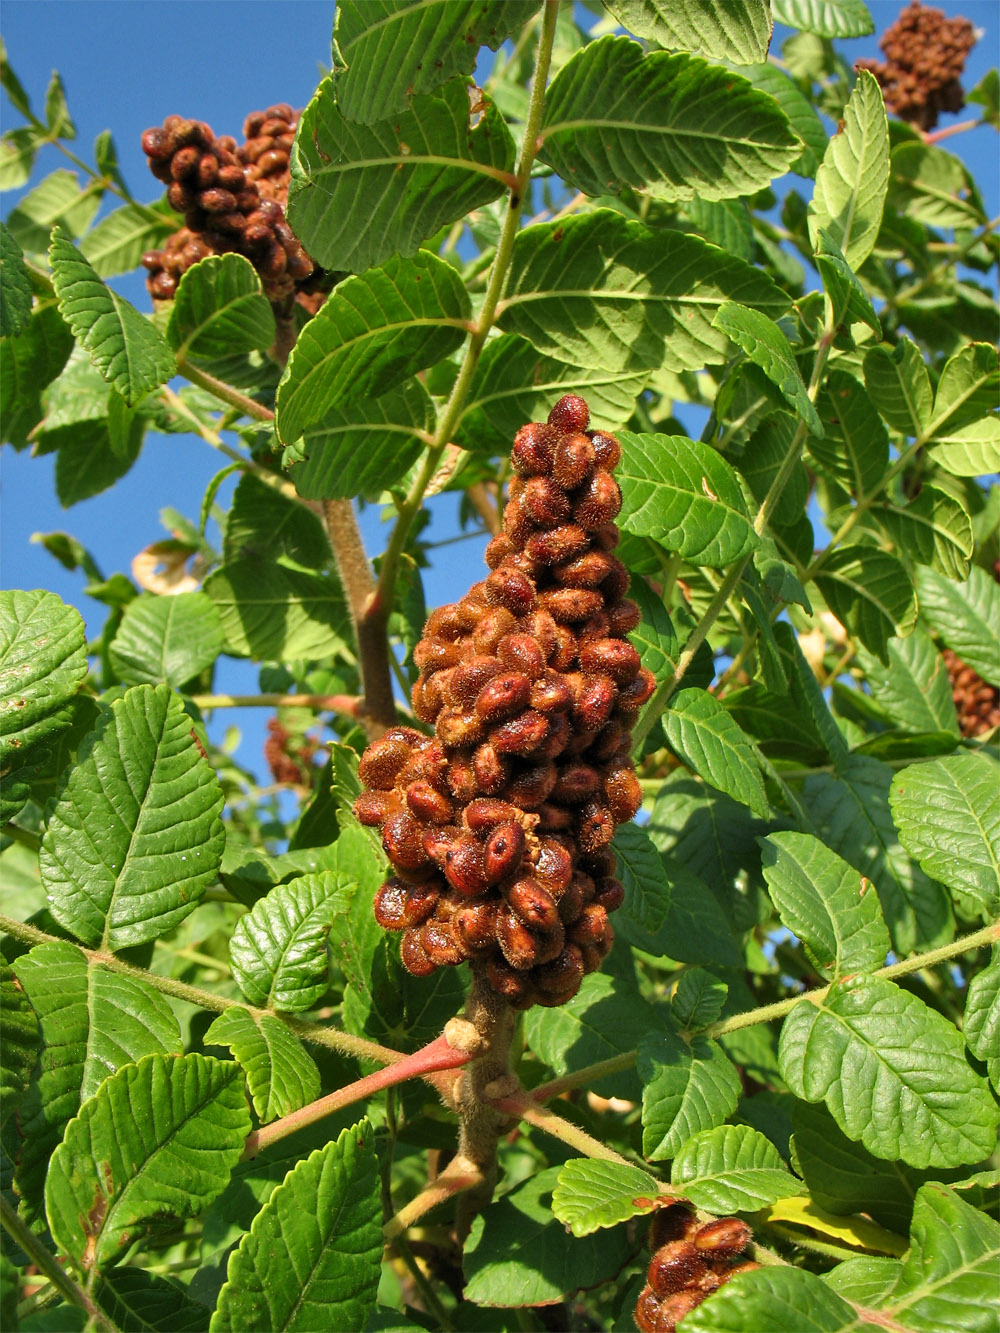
[639,1025,742,1160]
[778,974,1000,1169]
[205,1008,321,1123]
[807,69,888,269]
[46,1053,249,1271]
[0,300,75,450]
[498,210,788,376]
[166,254,275,360]
[108,592,224,689]
[771,0,873,39]
[963,947,1000,1091]
[0,961,39,1128]
[204,558,352,662]
[40,684,226,950]
[275,250,470,443]
[552,1159,662,1237]
[664,688,769,818]
[223,473,331,568]
[603,0,772,63]
[0,219,32,335]
[211,1121,382,1332]
[713,303,821,433]
[49,226,174,404]
[0,588,87,823]
[288,77,515,275]
[78,201,175,279]
[618,430,758,567]
[889,753,1000,916]
[332,1,540,123]
[812,544,916,662]
[671,1125,800,1213]
[915,564,999,685]
[760,831,891,979]
[539,39,799,203]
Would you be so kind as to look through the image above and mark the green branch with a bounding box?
[522,921,1000,1108]
[173,356,275,423]
[0,912,404,1067]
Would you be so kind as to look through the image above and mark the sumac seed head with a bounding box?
[484,956,533,1004]
[490,709,550,756]
[511,422,558,476]
[435,707,484,749]
[474,671,533,724]
[594,876,626,913]
[373,879,408,930]
[506,877,559,930]
[693,1218,753,1258]
[542,587,604,623]
[590,431,622,469]
[463,796,519,834]
[525,524,590,567]
[448,656,503,708]
[547,394,590,434]
[353,790,399,827]
[530,673,574,714]
[486,567,536,615]
[617,667,656,711]
[472,742,510,795]
[655,1289,703,1331]
[577,800,615,852]
[573,469,622,529]
[633,1287,660,1333]
[453,899,498,951]
[358,735,412,790]
[485,533,516,569]
[443,838,489,896]
[520,476,571,526]
[497,633,547,679]
[400,929,437,976]
[534,837,574,893]
[406,779,454,824]
[580,637,641,685]
[533,944,586,998]
[472,607,517,655]
[506,760,557,809]
[649,1205,700,1251]
[574,673,619,730]
[604,763,643,823]
[383,811,431,871]
[552,432,597,489]
[647,1241,705,1298]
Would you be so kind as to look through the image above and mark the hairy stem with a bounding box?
[384,1158,484,1243]
[0,913,404,1066]
[190,691,362,714]
[322,499,397,736]
[242,1031,471,1160]
[173,356,275,422]
[490,1093,636,1166]
[0,1196,120,1333]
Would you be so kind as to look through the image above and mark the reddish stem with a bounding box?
[242,1031,473,1160]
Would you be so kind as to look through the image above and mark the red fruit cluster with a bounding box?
[943,649,1000,737]
[353,395,654,1009]
[856,1,977,130]
[263,717,319,788]
[139,105,326,305]
[634,1206,759,1333]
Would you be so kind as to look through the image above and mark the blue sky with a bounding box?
[2,0,997,779]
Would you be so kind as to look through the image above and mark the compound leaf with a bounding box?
[40,683,226,950]
[813,544,916,662]
[808,370,888,498]
[778,974,1000,1168]
[604,0,772,62]
[964,948,1000,1090]
[211,1120,382,1332]
[0,961,39,1128]
[204,558,351,662]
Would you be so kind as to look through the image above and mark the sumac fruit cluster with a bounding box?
[353,395,654,1009]
[140,105,326,305]
[634,1206,759,1333]
[856,0,977,129]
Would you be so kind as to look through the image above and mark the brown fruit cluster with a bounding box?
[264,717,319,788]
[353,395,654,1009]
[856,1,977,130]
[943,649,1000,737]
[140,106,326,305]
[634,1206,759,1333]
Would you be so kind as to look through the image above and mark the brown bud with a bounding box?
[604,762,643,823]
[497,633,547,679]
[578,800,615,852]
[400,929,437,976]
[530,673,574,714]
[406,779,453,824]
[533,944,586,998]
[573,470,622,528]
[525,525,590,567]
[647,1241,706,1298]
[590,431,622,470]
[473,607,517,655]
[463,797,520,834]
[654,1289,703,1332]
[575,673,619,730]
[484,822,526,883]
[472,743,510,795]
[420,920,464,967]
[580,638,641,685]
[484,956,533,1004]
[511,421,558,475]
[534,837,574,893]
[485,533,516,569]
[633,1286,661,1333]
[373,879,408,930]
[617,667,656,711]
[358,734,412,789]
[520,475,571,526]
[491,710,550,756]
[142,126,175,160]
[353,790,399,827]
[542,587,604,623]
[506,760,557,809]
[594,877,626,913]
[448,656,504,708]
[453,899,498,951]
[436,707,484,749]
[547,394,590,434]
[694,1218,753,1258]
[443,838,489,896]
[649,1205,700,1251]
[414,637,463,671]
[170,145,201,180]
[506,877,559,930]
[486,567,536,615]
[552,432,597,489]
[475,671,533,724]
[383,811,431,871]
[167,181,197,212]
[551,763,601,804]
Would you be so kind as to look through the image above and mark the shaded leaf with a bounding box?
[740,63,827,178]
[166,254,275,359]
[0,220,32,336]
[603,0,772,63]
[914,564,999,685]
[890,142,984,230]
[612,821,673,948]
[771,0,873,37]
[205,1007,321,1124]
[333,1,540,123]
[639,1026,741,1160]
[863,337,932,438]
[629,575,680,686]
[927,341,999,437]
[869,485,974,580]
[664,688,769,817]
[276,251,470,443]
[46,1053,249,1271]
[289,77,514,275]
[713,303,821,432]
[0,961,39,1127]
[807,69,888,269]
[498,210,788,376]
[79,202,175,279]
[552,1158,662,1237]
[539,39,799,202]
[803,754,953,955]
[292,380,433,502]
[96,1267,210,1333]
[889,753,1000,915]
[808,370,888,498]
[671,1124,800,1212]
[854,629,959,735]
[813,544,916,662]
[223,474,331,569]
[49,227,174,405]
[778,974,1000,1168]
[683,1266,866,1332]
[814,230,881,334]
[672,969,728,1033]
[0,301,74,449]
[964,947,1000,1090]
[40,684,226,950]
[760,831,891,979]
[108,592,223,688]
[464,1166,631,1307]
[618,430,758,567]
[204,558,351,662]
